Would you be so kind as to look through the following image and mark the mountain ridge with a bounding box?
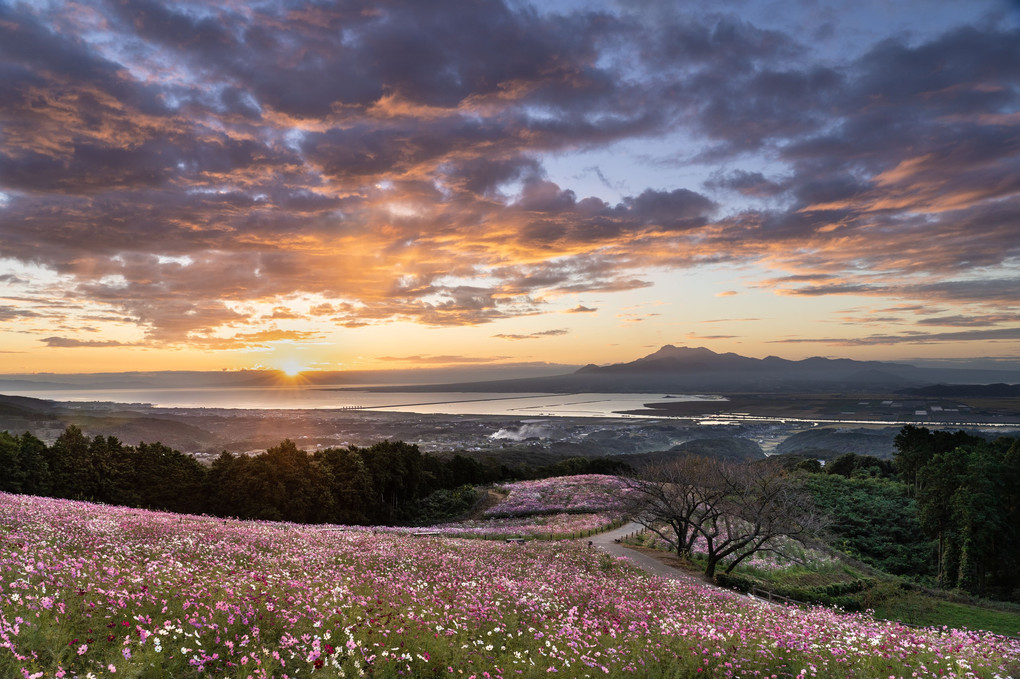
[360,345,1020,394]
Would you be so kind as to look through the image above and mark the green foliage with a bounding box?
[130,441,207,513]
[713,570,756,592]
[795,457,822,473]
[872,596,1020,637]
[893,425,981,495]
[824,452,894,479]
[538,455,634,477]
[914,435,1020,597]
[15,431,50,495]
[408,485,480,526]
[714,568,875,611]
[0,432,25,493]
[804,473,934,577]
[45,424,91,499]
[714,541,1020,635]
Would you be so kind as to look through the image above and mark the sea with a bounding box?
[9,386,720,418]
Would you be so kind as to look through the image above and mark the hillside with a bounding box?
[2,492,1018,678]
[774,427,901,458]
[670,436,765,461]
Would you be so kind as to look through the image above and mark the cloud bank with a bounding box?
[0,0,1017,355]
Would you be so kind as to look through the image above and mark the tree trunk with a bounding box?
[937,528,944,586]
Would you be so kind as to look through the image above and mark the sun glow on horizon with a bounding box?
[279,359,307,377]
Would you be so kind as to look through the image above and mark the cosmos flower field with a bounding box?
[483,475,633,518]
[424,475,630,539]
[2,492,1019,679]
[431,512,624,539]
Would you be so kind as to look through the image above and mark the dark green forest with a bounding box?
[0,425,629,526]
[786,426,1020,602]
[896,426,1020,598]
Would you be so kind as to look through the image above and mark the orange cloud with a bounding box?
[1,0,1017,365]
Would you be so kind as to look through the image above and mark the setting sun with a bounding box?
[279,359,306,378]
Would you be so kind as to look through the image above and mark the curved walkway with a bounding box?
[589,525,794,610]
[588,522,705,586]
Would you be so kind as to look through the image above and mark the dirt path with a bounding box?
[590,525,794,611]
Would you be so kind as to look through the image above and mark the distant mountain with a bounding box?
[4,348,1018,397]
[361,345,1020,394]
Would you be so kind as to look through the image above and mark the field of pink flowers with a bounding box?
[431,512,623,539]
[427,474,631,539]
[484,475,633,519]
[3,492,1019,679]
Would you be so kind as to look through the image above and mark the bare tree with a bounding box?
[625,455,823,579]
[623,454,726,560]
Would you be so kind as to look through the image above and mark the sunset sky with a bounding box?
[1,0,1019,375]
